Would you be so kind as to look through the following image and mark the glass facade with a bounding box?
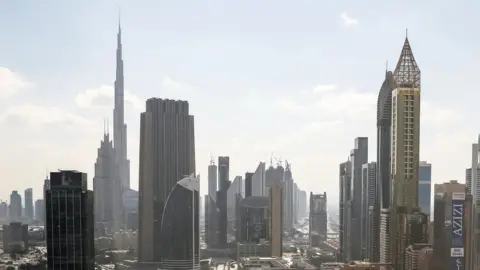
[419,163,432,216]
[160,179,199,269]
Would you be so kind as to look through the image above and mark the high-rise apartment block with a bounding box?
[45,170,94,270]
[138,98,196,268]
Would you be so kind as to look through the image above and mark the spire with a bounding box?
[393,32,420,88]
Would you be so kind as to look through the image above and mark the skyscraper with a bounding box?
[138,98,196,266]
[252,162,266,196]
[205,159,218,247]
[46,170,94,270]
[298,190,307,219]
[24,188,33,220]
[361,162,377,261]
[269,180,283,257]
[349,137,368,260]
[376,67,395,264]
[309,192,327,247]
[34,199,45,222]
[283,161,294,232]
[113,20,130,190]
[217,156,230,247]
[388,34,422,270]
[208,159,217,201]
[339,160,351,262]
[467,137,480,268]
[418,161,432,217]
[160,175,200,269]
[93,131,123,230]
[9,191,21,221]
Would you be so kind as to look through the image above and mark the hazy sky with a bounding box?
[0,1,479,205]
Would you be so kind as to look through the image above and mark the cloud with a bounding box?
[313,84,338,94]
[315,88,376,119]
[0,103,92,127]
[75,85,143,110]
[0,67,33,98]
[340,12,359,26]
[160,76,192,92]
[275,99,305,114]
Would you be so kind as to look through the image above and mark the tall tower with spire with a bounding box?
[385,32,427,270]
[113,19,130,190]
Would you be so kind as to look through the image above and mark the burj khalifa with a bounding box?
[113,21,130,190]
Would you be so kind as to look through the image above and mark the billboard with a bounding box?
[451,192,465,270]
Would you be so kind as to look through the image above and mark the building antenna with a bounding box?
[405,28,408,38]
[107,118,109,134]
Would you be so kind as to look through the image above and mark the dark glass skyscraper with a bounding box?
[45,170,94,270]
[160,175,200,269]
[138,98,196,266]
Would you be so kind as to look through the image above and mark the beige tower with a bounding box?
[389,33,422,270]
[269,181,283,257]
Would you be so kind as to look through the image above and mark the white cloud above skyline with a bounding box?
[0,64,476,206]
[340,12,359,26]
[0,67,32,99]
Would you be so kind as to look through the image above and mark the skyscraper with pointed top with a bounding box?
[384,33,426,270]
[114,19,130,190]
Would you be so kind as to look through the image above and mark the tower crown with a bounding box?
[393,36,421,88]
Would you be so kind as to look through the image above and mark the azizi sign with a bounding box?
[451,192,465,270]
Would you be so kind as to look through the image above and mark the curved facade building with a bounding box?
[376,70,396,209]
[160,175,200,269]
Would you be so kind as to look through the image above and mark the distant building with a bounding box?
[9,191,22,221]
[339,160,351,262]
[252,162,266,197]
[217,156,230,248]
[361,162,376,261]
[237,196,269,243]
[93,132,124,231]
[283,162,294,231]
[349,137,368,260]
[405,243,432,270]
[46,170,94,270]
[418,161,432,217]
[24,188,33,220]
[0,201,8,219]
[268,180,283,257]
[2,222,29,253]
[34,199,45,222]
[310,192,327,247]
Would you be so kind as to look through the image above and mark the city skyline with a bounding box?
[1,1,479,204]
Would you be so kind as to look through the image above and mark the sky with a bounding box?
[0,0,479,206]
